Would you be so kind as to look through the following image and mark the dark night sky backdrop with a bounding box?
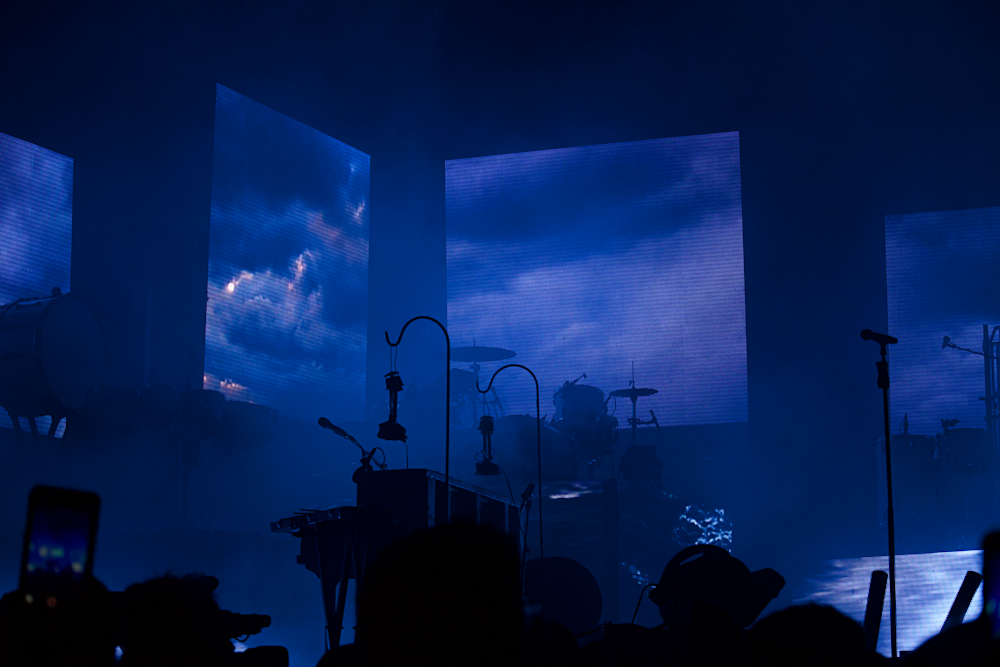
[0,0,998,580]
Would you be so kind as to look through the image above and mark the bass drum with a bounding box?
[552,384,606,432]
[0,295,103,417]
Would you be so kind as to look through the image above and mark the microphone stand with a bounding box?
[385,316,451,518]
[318,419,386,505]
[519,485,535,598]
[864,331,898,659]
[478,364,545,621]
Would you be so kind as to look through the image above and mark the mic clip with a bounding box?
[475,415,500,476]
[378,371,408,442]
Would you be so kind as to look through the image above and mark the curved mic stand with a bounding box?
[477,363,545,620]
[385,316,451,516]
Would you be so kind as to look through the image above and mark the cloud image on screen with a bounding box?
[0,132,73,435]
[886,207,1000,437]
[205,85,369,424]
[0,132,73,306]
[446,132,747,426]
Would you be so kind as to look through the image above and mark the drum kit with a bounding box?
[444,342,662,481]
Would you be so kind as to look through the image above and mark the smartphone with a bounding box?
[984,531,1000,638]
[19,486,100,595]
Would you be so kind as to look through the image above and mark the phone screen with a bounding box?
[20,487,100,592]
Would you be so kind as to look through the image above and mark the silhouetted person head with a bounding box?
[356,523,523,667]
[904,616,999,667]
[523,556,602,635]
[649,545,784,630]
[0,576,115,666]
[120,574,233,667]
[742,603,875,667]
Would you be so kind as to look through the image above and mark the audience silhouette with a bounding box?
[353,522,523,667]
[120,574,235,667]
[4,494,999,667]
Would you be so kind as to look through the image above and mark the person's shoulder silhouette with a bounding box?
[356,523,523,667]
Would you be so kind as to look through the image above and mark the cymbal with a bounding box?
[451,345,516,362]
[609,387,658,399]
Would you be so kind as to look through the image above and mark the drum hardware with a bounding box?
[450,343,516,363]
[433,367,502,428]
[484,386,504,418]
[549,373,626,478]
[608,386,659,453]
[552,375,606,433]
[451,342,516,425]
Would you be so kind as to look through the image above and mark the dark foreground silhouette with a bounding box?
[2,518,998,666]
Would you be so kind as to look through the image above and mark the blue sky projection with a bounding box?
[205,85,369,423]
[0,132,73,435]
[446,132,747,426]
[886,207,1000,436]
[0,132,72,306]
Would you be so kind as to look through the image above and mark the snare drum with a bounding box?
[0,295,102,417]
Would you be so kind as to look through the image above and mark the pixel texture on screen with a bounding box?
[0,132,73,306]
[205,85,370,423]
[0,132,73,435]
[886,207,1000,437]
[446,132,747,426]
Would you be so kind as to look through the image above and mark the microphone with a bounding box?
[942,336,952,349]
[320,416,387,472]
[520,483,535,503]
[649,409,661,433]
[861,330,898,346]
[319,418,365,452]
[318,417,352,440]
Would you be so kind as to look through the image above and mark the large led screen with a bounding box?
[0,132,73,435]
[796,550,983,656]
[446,132,747,426]
[886,207,1000,437]
[205,85,369,423]
[0,132,73,305]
